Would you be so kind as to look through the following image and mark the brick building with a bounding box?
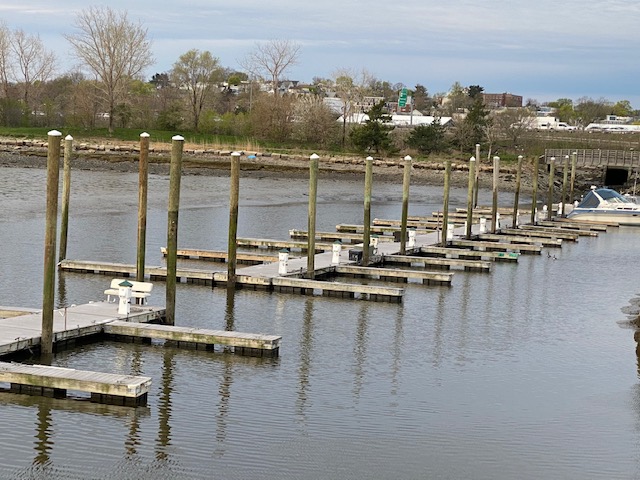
[482,93,523,109]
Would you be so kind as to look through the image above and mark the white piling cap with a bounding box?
[172,135,184,141]
[404,155,412,161]
[140,132,150,138]
[310,153,319,160]
[48,130,62,136]
[65,135,73,141]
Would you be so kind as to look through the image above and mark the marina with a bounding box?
[2,162,640,479]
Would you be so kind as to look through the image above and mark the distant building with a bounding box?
[482,93,523,109]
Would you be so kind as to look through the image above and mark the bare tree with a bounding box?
[292,96,339,148]
[0,23,10,99]
[331,68,374,147]
[171,49,224,131]
[491,107,536,148]
[240,39,300,97]
[65,6,154,133]
[10,29,56,112]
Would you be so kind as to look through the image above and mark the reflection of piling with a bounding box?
[58,135,73,263]
[531,156,539,225]
[513,155,523,227]
[136,132,150,283]
[547,157,555,221]
[228,152,241,287]
[362,156,373,266]
[400,155,412,255]
[491,156,499,233]
[42,130,62,356]
[165,135,184,326]
[466,157,475,239]
[442,159,451,247]
[307,154,319,278]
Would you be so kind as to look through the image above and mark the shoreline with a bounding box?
[0,136,604,195]
[0,140,540,194]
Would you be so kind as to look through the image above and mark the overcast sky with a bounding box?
[2,0,639,107]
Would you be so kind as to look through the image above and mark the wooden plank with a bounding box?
[0,361,151,399]
[271,277,404,302]
[500,228,579,241]
[160,247,280,263]
[104,321,281,351]
[236,237,338,252]
[335,224,432,235]
[477,233,563,247]
[333,265,453,284]
[521,224,599,236]
[450,239,542,254]
[540,219,610,230]
[419,246,519,262]
[288,229,395,244]
[381,254,491,272]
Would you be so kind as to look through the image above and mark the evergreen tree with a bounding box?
[406,118,448,154]
[349,101,396,154]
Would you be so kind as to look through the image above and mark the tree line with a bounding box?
[0,6,636,158]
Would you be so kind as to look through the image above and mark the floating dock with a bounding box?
[103,321,281,357]
[0,362,151,406]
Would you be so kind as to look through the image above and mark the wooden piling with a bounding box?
[400,155,412,255]
[466,157,475,239]
[491,156,499,233]
[547,157,555,221]
[569,151,577,205]
[512,155,522,227]
[136,132,150,283]
[442,159,451,247]
[561,155,569,217]
[58,135,73,263]
[474,143,480,207]
[228,152,241,287]
[307,153,319,277]
[362,156,373,266]
[42,130,62,356]
[531,156,539,225]
[165,135,184,325]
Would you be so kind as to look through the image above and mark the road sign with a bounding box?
[398,88,407,107]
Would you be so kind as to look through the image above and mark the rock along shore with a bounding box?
[0,136,545,194]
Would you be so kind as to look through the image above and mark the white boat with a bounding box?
[567,187,640,225]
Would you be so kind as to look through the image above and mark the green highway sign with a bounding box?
[398,88,407,107]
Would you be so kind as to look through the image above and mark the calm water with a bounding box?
[1,164,639,479]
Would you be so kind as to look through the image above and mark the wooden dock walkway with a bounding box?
[103,321,281,357]
[381,254,492,272]
[160,247,281,264]
[0,361,151,406]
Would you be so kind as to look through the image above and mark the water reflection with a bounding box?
[390,302,404,400]
[352,302,370,401]
[155,349,175,462]
[214,287,236,456]
[124,350,144,458]
[33,403,52,467]
[296,298,314,425]
[432,287,447,368]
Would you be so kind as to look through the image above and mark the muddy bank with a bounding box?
[0,136,597,195]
